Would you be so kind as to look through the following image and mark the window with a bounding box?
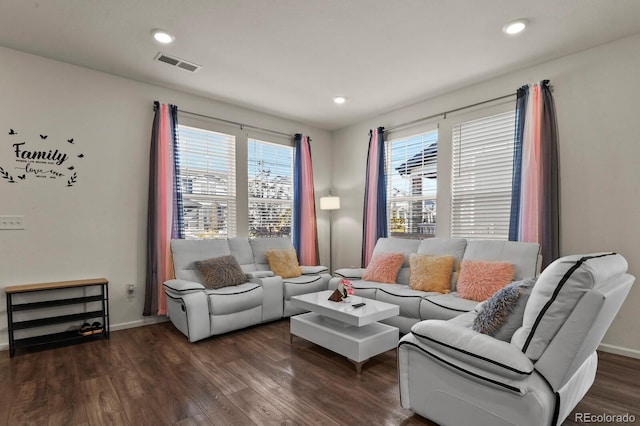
[247,138,294,238]
[176,125,237,239]
[386,130,438,238]
[450,110,516,239]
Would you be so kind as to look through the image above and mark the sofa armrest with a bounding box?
[334,268,364,279]
[246,271,274,279]
[163,279,205,294]
[301,265,329,275]
[409,320,534,380]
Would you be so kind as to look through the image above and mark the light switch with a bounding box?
[0,215,25,230]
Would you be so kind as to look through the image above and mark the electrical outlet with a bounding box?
[126,283,135,298]
[0,215,24,230]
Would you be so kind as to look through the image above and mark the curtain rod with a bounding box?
[174,108,295,139]
[384,92,516,133]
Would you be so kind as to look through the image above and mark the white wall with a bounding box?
[331,33,640,356]
[0,46,333,346]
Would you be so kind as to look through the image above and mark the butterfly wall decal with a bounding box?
[78,154,84,158]
[67,138,74,144]
[9,129,17,135]
[40,134,48,140]
[17,175,26,180]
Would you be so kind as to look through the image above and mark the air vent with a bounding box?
[154,52,201,72]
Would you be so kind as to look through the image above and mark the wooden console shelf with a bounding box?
[5,278,110,357]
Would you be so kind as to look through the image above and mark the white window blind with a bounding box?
[177,125,237,239]
[248,138,294,238]
[450,110,515,239]
[386,130,438,239]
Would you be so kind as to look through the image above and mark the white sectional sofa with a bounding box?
[329,237,541,333]
[164,237,330,342]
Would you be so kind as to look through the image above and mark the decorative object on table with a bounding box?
[328,289,343,302]
[338,278,354,302]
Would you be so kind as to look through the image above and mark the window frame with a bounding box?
[176,115,294,239]
[385,128,439,239]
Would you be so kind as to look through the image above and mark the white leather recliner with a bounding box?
[398,252,634,426]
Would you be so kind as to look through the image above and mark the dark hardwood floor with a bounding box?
[1,320,638,425]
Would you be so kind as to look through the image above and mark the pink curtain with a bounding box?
[144,102,181,316]
[519,85,542,242]
[361,127,387,267]
[293,134,319,265]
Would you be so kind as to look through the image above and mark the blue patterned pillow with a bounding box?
[472,278,536,341]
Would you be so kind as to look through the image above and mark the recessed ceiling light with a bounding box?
[333,96,347,105]
[152,29,175,44]
[503,19,528,35]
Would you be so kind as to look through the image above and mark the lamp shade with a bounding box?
[320,196,340,210]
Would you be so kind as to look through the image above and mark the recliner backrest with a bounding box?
[462,240,541,282]
[370,237,421,285]
[170,239,232,283]
[228,237,257,272]
[511,253,630,362]
[249,237,295,270]
[533,273,633,390]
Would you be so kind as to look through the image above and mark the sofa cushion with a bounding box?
[363,252,404,283]
[420,293,480,320]
[472,278,535,341]
[511,252,627,360]
[370,238,421,284]
[376,285,434,319]
[265,249,302,278]
[409,254,455,293]
[195,255,248,289]
[457,260,515,301]
[206,282,263,315]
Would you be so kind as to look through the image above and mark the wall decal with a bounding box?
[1,127,84,187]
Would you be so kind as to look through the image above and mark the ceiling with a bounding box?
[2,1,640,130]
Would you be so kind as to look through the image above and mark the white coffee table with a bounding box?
[290,290,400,374]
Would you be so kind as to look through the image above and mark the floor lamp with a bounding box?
[320,192,340,274]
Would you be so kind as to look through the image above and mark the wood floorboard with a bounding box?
[1,319,639,425]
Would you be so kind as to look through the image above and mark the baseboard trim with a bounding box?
[598,343,640,359]
[0,316,170,352]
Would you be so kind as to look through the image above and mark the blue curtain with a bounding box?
[361,127,387,267]
[508,86,529,241]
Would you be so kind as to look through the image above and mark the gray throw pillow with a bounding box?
[472,278,536,342]
[194,255,247,289]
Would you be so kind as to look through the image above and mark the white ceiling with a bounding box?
[2,0,640,130]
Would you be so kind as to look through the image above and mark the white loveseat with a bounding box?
[164,237,330,342]
[328,237,541,333]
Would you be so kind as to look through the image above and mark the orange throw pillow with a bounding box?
[265,249,302,278]
[409,254,455,293]
[457,260,515,301]
[362,252,404,283]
